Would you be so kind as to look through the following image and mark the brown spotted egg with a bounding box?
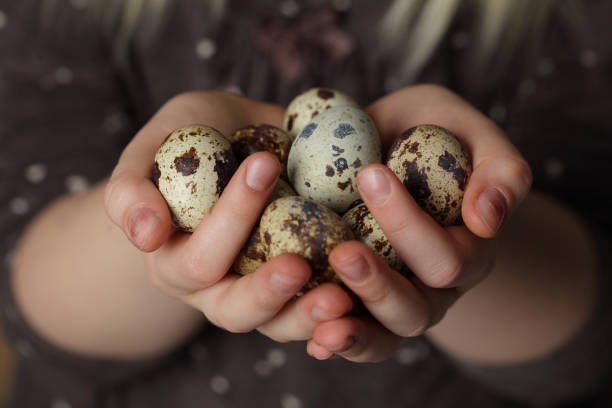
[153,124,238,232]
[386,124,472,226]
[259,196,354,290]
[283,87,359,142]
[232,179,296,276]
[342,203,404,272]
[229,124,291,180]
[288,106,382,214]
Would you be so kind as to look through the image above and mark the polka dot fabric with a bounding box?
[1,0,611,407]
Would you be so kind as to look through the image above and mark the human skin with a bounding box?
[11,86,597,365]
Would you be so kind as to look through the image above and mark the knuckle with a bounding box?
[401,299,432,337]
[427,255,463,288]
[179,252,214,287]
[502,157,533,199]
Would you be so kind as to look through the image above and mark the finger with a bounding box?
[257,281,354,343]
[331,240,460,336]
[311,316,404,363]
[366,84,532,238]
[181,254,310,333]
[356,164,469,289]
[104,91,284,251]
[306,339,335,360]
[150,152,280,293]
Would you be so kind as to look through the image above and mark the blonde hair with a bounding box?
[42,0,570,82]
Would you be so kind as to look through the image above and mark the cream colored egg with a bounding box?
[343,203,405,272]
[283,87,359,142]
[287,106,382,214]
[259,196,354,290]
[153,124,238,232]
[232,179,297,276]
[386,124,472,226]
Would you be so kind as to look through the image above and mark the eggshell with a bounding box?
[287,106,382,214]
[229,124,291,180]
[153,124,238,232]
[259,196,354,290]
[386,124,472,226]
[232,179,297,276]
[283,87,359,142]
[343,203,404,272]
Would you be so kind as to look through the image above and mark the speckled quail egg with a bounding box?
[343,203,404,272]
[153,124,238,232]
[386,124,472,226]
[283,87,359,142]
[259,196,354,290]
[229,124,292,180]
[287,106,382,214]
[232,179,296,276]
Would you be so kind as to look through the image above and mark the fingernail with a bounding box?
[336,254,369,283]
[330,336,356,353]
[246,156,278,192]
[127,207,159,249]
[476,188,507,234]
[311,306,338,322]
[358,167,391,205]
[269,271,303,295]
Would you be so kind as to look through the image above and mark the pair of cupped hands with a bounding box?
[104,84,532,362]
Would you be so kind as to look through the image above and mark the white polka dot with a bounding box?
[0,10,7,29]
[210,375,230,394]
[25,163,47,183]
[518,79,535,97]
[267,347,287,368]
[332,0,352,12]
[196,38,217,60]
[488,103,506,123]
[103,111,127,133]
[395,343,429,365]
[54,67,73,85]
[545,158,564,179]
[65,174,90,194]
[281,393,303,408]
[537,58,555,76]
[254,360,273,377]
[51,399,72,408]
[580,50,599,68]
[15,339,34,357]
[10,197,30,215]
[224,84,242,95]
[279,0,300,17]
[451,32,470,49]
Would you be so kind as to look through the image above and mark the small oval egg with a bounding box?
[232,179,296,276]
[259,196,354,290]
[386,124,472,226]
[153,124,238,232]
[343,203,404,272]
[229,124,292,180]
[283,87,359,142]
[287,106,382,214]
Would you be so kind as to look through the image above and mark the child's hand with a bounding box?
[307,85,533,362]
[104,91,353,342]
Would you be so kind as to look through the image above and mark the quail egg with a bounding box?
[283,87,359,142]
[343,203,404,272]
[287,106,382,214]
[386,124,472,226]
[232,179,296,276]
[153,124,238,232]
[259,196,354,290]
[229,124,292,180]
